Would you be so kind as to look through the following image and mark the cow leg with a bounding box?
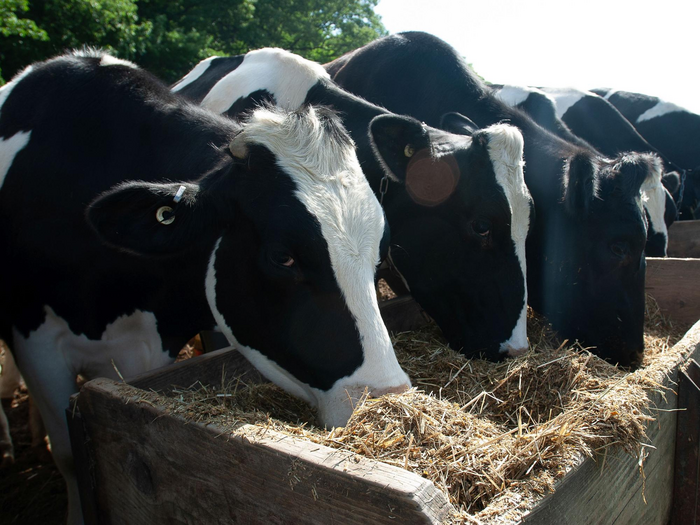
[0,403,13,466]
[29,395,47,449]
[12,328,84,525]
[0,344,21,466]
[1,342,22,397]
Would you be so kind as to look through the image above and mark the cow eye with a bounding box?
[471,219,491,236]
[610,241,630,259]
[271,252,295,268]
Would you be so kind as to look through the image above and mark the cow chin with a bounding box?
[316,381,411,429]
[595,337,645,371]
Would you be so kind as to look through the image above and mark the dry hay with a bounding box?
[142,295,692,523]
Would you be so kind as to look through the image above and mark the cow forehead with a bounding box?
[239,107,383,254]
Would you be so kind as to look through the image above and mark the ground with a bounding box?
[0,389,67,524]
[0,339,200,524]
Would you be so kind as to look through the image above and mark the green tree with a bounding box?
[0,0,386,85]
[1,0,151,84]
[0,0,48,82]
[239,0,387,64]
[134,0,386,82]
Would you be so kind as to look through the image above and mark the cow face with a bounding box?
[530,153,651,369]
[369,113,532,360]
[88,106,409,427]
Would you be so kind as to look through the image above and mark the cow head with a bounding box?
[369,112,533,360]
[642,157,676,257]
[87,105,410,427]
[530,151,652,369]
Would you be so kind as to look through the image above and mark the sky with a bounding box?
[374,0,700,114]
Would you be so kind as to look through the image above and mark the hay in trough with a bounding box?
[139,295,691,523]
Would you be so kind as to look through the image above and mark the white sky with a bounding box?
[375,0,700,114]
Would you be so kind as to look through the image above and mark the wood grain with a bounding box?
[77,379,453,525]
[520,321,700,524]
[646,258,700,326]
[667,220,700,259]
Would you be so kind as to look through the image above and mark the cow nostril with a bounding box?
[371,383,410,398]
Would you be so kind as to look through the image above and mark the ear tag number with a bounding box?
[404,144,415,158]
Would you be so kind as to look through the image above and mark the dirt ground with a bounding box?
[0,389,67,524]
[0,337,202,525]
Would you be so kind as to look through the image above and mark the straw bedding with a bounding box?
[140,296,692,523]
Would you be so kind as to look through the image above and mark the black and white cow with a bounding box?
[325,31,660,369]
[592,88,700,219]
[173,48,533,361]
[0,51,410,523]
[492,85,678,256]
[491,85,591,148]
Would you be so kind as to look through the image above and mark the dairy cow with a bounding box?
[174,48,533,361]
[326,31,661,368]
[491,85,590,148]
[493,85,678,256]
[0,51,410,523]
[592,88,700,219]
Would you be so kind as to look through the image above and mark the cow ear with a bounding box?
[662,171,680,195]
[615,153,660,199]
[87,181,217,257]
[440,112,480,136]
[369,114,431,182]
[563,153,599,215]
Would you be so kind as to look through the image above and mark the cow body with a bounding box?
[174,48,534,361]
[491,85,590,148]
[325,31,658,368]
[0,51,409,523]
[493,85,677,256]
[592,88,700,219]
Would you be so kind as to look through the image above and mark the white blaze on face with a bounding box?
[171,56,219,92]
[484,124,531,356]
[640,156,668,250]
[205,107,410,428]
[199,48,329,114]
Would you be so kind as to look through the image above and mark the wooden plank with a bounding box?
[128,347,265,392]
[667,220,700,259]
[646,258,700,325]
[520,321,700,525]
[671,359,700,525]
[66,400,99,525]
[77,378,454,525]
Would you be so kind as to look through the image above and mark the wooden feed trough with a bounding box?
[69,221,700,525]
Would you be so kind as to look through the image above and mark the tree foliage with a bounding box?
[0,0,386,84]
